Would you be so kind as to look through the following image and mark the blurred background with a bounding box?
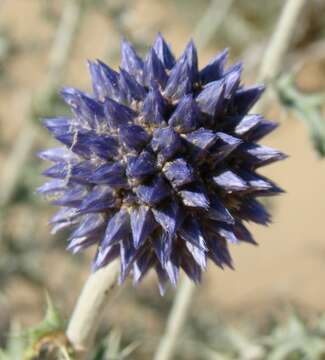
[1,0,325,359]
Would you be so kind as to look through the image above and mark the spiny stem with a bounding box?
[153,277,195,360]
[66,260,120,359]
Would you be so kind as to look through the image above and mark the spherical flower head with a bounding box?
[38,34,286,294]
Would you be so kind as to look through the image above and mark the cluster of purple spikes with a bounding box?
[38,34,285,294]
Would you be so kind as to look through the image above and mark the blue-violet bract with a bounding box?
[39,34,286,294]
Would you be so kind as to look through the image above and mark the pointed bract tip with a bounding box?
[38,34,286,291]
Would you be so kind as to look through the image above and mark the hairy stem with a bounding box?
[253,0,307,113]
[153,277,195,360]
[66,261,120,359]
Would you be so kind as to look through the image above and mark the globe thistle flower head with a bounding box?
[39,34,286,294]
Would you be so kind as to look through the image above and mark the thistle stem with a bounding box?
[153,1,238,359]
[253,0,307,112]
[154,2,306,360]
[66,260,120,359]
[153,277,195,360]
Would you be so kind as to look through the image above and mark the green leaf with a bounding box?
[26,292,65,345]
[23,293,74,360]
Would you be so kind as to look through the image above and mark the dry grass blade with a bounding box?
[0,0,83,210]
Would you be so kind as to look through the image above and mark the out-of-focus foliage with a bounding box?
[2,308,325,360]
[0,29,11,69]
[263,312,325,360]
[91,329,139,360]
[0,297,138,360]
[0,323,25,360]
[182,312,325,360]
[277,73,325,157]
